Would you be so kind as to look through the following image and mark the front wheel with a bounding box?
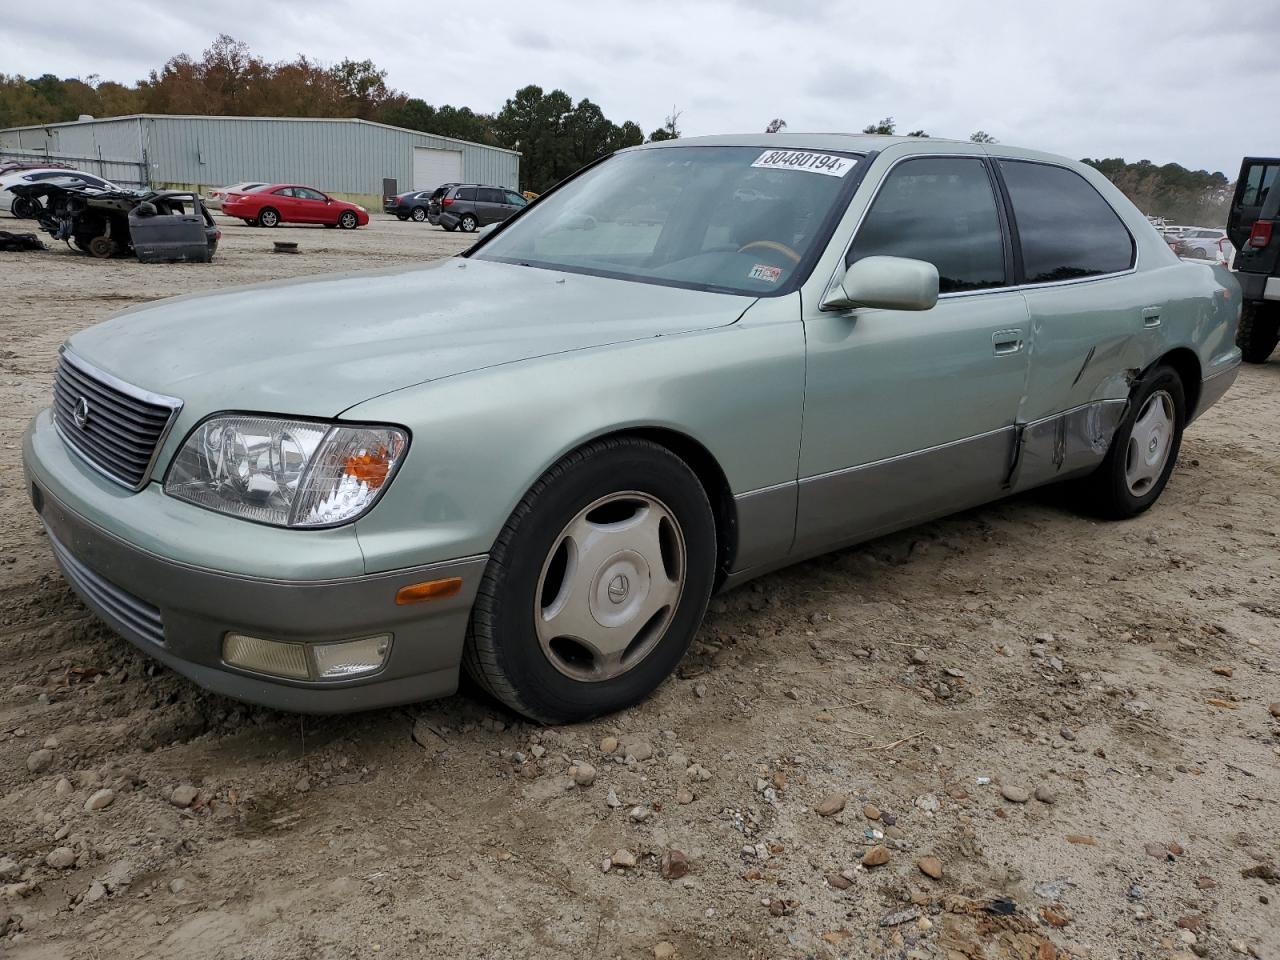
[338,211,359,230]
[1077,365,1185,519]
[411,207,427,222]
[459,213,477,232]
[1237,301,1279,364]
[463,438,716,723]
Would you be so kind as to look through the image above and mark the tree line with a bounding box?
[0,36,1234,217]
[0,36,681,193]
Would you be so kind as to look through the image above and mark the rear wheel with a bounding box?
[338,211,358,230]
[1077,364,1185,519]
[10,196,37,219]
[459,213,478,233]
[257,208,280,228]
[411,207,427,222]
[1237,301,1279,364]
[463,437,716,723]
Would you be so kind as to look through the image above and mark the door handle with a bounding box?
[1142,306,1162,328]
[992,329,1024,356]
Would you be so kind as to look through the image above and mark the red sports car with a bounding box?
[222,184,369,229]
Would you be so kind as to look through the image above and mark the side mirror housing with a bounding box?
[822,255,940,312]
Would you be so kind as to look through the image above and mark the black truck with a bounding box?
[1227,157,1280,362]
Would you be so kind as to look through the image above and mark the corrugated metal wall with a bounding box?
[0,117,149,186]
[0,116,520,195]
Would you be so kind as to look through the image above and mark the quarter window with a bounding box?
[847,157,1006,294]
[455,187,477,202]
[999,160,1134,283]
[1239,162,1278,209]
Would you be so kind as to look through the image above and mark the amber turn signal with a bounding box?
[395,577,463,605]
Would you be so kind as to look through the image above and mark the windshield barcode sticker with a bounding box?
[751,150,855,177]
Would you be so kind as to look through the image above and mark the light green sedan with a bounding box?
[22,135,1241,722]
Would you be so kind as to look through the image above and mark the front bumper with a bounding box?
[23,411,487,714]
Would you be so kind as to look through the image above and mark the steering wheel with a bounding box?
[737,239,801,264]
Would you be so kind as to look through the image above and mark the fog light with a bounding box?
[223,633,309,680]
[222,633,392,680]
[312,634,392,678]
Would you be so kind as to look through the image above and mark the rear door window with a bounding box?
[848,156,1007,294]
[455,187,478,202]
[998,160,1135,283]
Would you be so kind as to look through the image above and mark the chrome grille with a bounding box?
[52,351,181,490]
[47,529,165,647]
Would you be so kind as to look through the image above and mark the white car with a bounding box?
[1178,227,1232,262]
[0,168,121,216]
[206,181,267,211]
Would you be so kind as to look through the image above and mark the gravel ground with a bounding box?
[0,214,1277,960]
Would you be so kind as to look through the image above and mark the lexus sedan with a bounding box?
[23,134,1240,722]
[222,183,368,229]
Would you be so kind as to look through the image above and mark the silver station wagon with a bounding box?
[23,134,1241,722]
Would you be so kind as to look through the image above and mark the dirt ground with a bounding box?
[0,214,1277,960]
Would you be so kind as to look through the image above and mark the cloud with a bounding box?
[2,0,1274,175]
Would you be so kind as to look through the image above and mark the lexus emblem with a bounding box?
[72,397,91,430]
[607,574,630,604]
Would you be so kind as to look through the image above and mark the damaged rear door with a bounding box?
[997,159,1146,489]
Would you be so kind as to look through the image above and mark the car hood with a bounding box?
[66,258,754,418]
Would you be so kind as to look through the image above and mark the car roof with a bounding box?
[629,132,1078,167]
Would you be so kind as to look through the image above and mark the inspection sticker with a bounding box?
[748,263,783,283]
[751,150,855,177]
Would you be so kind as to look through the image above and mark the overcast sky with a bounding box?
[4,0,1276,175]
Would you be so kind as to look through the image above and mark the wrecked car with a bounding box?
[9,181,219,262]
[23,135,1240,723]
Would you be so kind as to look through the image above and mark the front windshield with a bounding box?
[475,145,862,296]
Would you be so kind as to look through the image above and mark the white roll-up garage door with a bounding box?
[413,147,463,190]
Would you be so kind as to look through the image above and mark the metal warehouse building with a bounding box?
[0,114,520,207]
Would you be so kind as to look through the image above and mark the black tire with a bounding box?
[1237,301,1279,364]
[397,214,409,221]
[87,236,116,259]
[459,213,478,233]
[257,208,280,228]
[411,207,427,222]
[1077,364,1185,520]
[10,196,37,219]
[324,223,337,229]
[443,223,457,232]
[243,219,256,227]
[463,437,717,723]
[338,211,358,230]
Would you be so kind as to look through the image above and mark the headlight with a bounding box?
[164,415,408,528]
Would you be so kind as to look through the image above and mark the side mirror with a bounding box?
[822,255,940,312]
[135,201,158,218]
[325,197,333,204]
